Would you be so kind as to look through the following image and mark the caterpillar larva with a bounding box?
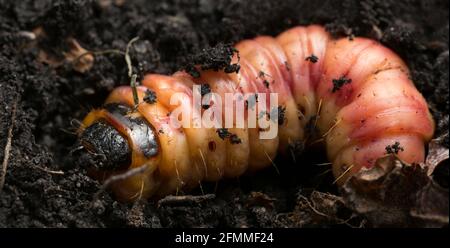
[78,25,435,201]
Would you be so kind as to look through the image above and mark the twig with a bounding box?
[158,194,215,207]
[0,99,18,192]
[34,166,65,175]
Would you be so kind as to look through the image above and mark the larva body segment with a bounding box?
[78,25,435,201]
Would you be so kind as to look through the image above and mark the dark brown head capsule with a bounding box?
[77,103,160,171]
[80,121,131,170]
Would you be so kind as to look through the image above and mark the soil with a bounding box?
[0,0,448,227]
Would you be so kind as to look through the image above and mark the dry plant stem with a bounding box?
[124,37,140,107]
[0,99,18,193]
[125,37,140,77]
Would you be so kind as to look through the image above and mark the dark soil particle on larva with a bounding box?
[331,76,352,93]
[305,54,319,63]
[385,141,404,155]
[0,0,448,227]
[143,89,157,104]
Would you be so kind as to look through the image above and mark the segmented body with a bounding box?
[79,25,434,201]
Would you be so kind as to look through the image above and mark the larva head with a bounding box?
[77,103,162,200]
[80,120,132,170]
